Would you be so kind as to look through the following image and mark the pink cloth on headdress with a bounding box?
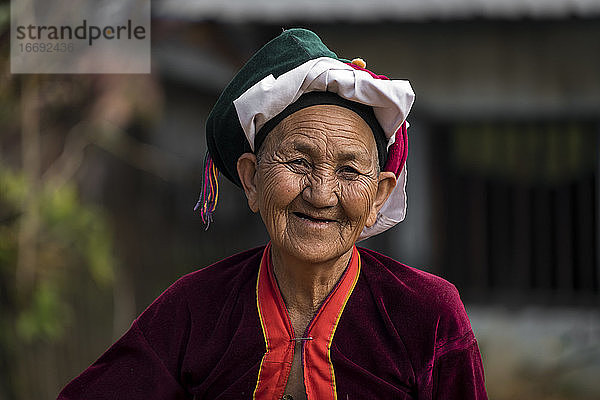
[384,122,408,178]
[346,62,390,81]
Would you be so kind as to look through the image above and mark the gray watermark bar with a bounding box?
[11,0,150,73]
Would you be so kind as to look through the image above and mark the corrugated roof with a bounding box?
[155,0,600,22]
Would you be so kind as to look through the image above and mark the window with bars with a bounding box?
[433,121,598,305]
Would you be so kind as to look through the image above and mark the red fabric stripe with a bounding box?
[303,246,360,399]
[254,244,361,400]
[254,243,294,399]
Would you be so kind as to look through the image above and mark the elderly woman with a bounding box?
[59,29,487,399]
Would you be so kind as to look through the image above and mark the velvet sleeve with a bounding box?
[431,333,487,399]
[355,248,488,399]
[424,285,487,400]
[57,279,193,400]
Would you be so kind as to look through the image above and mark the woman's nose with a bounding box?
[301,174,338,208]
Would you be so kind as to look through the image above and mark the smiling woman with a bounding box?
[237,104,397,399]
[58,28,487,400]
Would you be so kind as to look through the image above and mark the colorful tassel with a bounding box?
[194,151,220,229]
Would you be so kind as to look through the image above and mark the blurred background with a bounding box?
[1,0,599,399]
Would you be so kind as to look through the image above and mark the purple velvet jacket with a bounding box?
[58,246,487,399]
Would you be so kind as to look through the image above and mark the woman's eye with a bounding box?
[338,166,360,179]
[292,158,308,166]
[287,158,310,171]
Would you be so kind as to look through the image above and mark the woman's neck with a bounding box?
[270,245,353,318]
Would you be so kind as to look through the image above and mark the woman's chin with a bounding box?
[273,237,354,266]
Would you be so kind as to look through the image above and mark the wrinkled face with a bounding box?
[238,104,395,264]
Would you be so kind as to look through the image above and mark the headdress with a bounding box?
[197,28,415,240]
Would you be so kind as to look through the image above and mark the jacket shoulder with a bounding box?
[177,245,265,292]
[136,246,264,340]
[357,247,473,345]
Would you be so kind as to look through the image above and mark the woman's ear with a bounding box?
[365,171,397,228]
[237,153,260,213]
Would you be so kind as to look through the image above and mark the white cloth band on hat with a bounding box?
[233,57,414,150]
[232,57,415,240]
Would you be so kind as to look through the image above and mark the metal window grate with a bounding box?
[434,121,599,305]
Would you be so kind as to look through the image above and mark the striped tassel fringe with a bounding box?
[194,151,220,229]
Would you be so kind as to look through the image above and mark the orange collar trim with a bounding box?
[253,243,361,400]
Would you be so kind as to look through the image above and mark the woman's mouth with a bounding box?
[293,212,335,224]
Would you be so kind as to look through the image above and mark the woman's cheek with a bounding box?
[341,180,377,222]
[257,167,301,230]
[260,167,290,199]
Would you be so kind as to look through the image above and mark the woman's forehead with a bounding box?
[269,105,377,152]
